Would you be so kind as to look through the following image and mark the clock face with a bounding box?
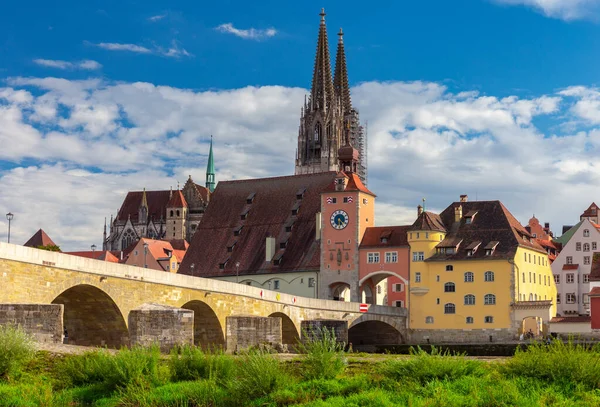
[330,210,349,230]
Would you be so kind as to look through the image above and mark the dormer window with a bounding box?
[485,249,492,256]
[484,241,499,256]
[234,225,243,236]
[273,252,284,266]
[291,201,301,216]
[467,250,473,257]
[296,188,306,200]
[280,241,288,249]
[381,237,388,244]
[246,192,256,204]
[285,225,292,233]
[227,242,236,253]
[240,207,250,220]
[219,258,229,270]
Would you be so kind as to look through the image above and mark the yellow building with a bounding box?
[409,196,557,343]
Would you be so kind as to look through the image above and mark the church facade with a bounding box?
[295,9,367,184]
[103,138,216,251]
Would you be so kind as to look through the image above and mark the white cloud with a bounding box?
[493,0,600,21]
[216,23,277,40]
[90,41,191,58]
[148,14,166,22]
[3,76,600,251]
[33,59,103,70]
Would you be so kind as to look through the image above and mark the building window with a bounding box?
[583,294,590,304]
[557,294,561,304]
[436,275,440,282]
[394,300,404,307]
[412,251,425,261]
[367,252,380,264]
[466,316,474,324]
[446,265,453,271]
[444,303,456,314]
[392,283,404,292]
[415,272,421,283]
[566,256,573,265]
[385,252,398,263]
[566,293,576,304]
[584,243,591,252]
[584,229,590,237]
[484,316,494,324]
[533,274,536,284]
[522,273,525,283]
[484,294,496,305]
[464,294,475,305]
[464,272,474,282]
[425,316,434,324]
[484,271,495,282]
[576,242,582,251]
[567,273,575,283]
[437,298,440,305]
[416,233,420,239]
[444,282,456,293]
[554,274,560,284]
[377,285,382,294]
[585,256,591,265]
[584,274,590,283]
[594,242,598,251]
[308,278,315,287]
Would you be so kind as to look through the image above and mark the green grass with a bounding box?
[0,324,35,380]
[3,338,600,406]
[297,326,348,380]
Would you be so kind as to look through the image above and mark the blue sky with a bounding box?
[3,0,600,249]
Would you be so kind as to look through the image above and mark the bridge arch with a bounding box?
[330,282,351,301]
[181,300,225,349]
[52,284,129,348]
[349,315,405,346]
[359,271,408,287]
[269,312,299,347]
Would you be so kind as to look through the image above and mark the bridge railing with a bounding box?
[0,243,406,317]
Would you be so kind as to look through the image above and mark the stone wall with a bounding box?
[301,320,348,344]
[409,328,517,344]
[0,304,63,343]
[226,316,281,352]
[128,303,193,352]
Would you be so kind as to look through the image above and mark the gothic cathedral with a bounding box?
[295,9,367,184]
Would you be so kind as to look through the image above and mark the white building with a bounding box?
[551,219,599,316]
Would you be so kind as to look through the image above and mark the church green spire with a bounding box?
[206,136,216,193]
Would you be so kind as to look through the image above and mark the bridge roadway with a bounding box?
[0,243,407,348]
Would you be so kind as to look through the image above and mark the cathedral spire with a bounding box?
[310,8,334,112]
[333,27,351,114]
[206,136,216,193]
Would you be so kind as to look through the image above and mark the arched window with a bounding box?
[584,229,590,237]
[484,294,496,305]
[484,271,494,282]
[466,316,474,324]
[176,210,180,217]
[425,316,434,324]
[444,282,456,292]
[444,303,456,314]
[446,265,453,271]
[121,229,135,249]
[584,243,590,252]
[464,272,474,282]
[314,123,322,143]
[170,210,174,217]
[529,293,533,301]
[464,294,475,305]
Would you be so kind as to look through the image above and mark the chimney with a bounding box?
[265,236,276,262]
[454,204,463,223]
[417,205,423,216]
[544,222,550,231]
[315,212,322,240]
[460,195,468,203]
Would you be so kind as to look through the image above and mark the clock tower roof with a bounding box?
[327,171,375,196]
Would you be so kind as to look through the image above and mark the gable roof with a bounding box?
[360,226,411,248]
[324,172,375,196]
[410,211,446,232]
[116,190,172,223]
[426,200,546,261]
[554,221,583,246]
[581,202,599,219]
[24,229,58,248]
[179,172,338,278]
[64,251,120,263]
[167,190,188,208]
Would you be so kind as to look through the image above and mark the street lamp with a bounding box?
[5,213,13,244]
[143,242,149,268]
[235,262,240,284]
[91,244,97,259]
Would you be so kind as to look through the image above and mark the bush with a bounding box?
[169,345,235,384]
[0,324,35,380]
[501,340,600,390]
[297,326,347,380]
[382,346,488,384]
[228,348,288,403]
[116,380,228,407]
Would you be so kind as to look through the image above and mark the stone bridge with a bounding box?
[0,243,407,349]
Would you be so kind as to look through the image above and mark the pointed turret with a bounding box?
[333,27,351,114]
[206,136,216,193]
[310,8,335,112]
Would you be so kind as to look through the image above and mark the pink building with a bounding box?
[358,226,410,307]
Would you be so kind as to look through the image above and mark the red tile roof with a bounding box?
[581,202,599,219]
[324,172,376,196]
[551,316,591,323]
[117,190,172,223]
[24,229,58,248]
[360,226,411,248]
[194,183,210,203]
[65,251,120,263]
[167,190,188,208]
[536,239,558,250]
[562,264,579,270]
[180,172,338,278]
[410,211,446,232]
[590,287,600,296]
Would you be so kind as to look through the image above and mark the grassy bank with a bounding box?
[2,326,600,406]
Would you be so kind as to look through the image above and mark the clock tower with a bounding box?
[319,144,375,301]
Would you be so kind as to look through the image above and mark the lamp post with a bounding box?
[143,242,149,268]
[190,263,195,275]
[235,262,240,284]
[5,213,13,244]
[91,244,97,259]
